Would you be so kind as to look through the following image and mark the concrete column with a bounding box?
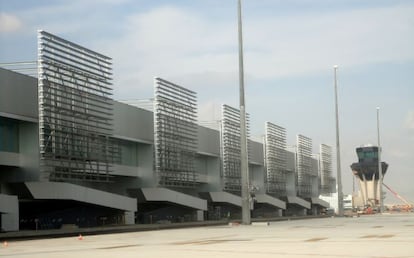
[196,210,204,221]
[124,211,135,225]
[312,206,318,215]
[277,209,282,217]
[0,194,19,231]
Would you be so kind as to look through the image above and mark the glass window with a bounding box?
[364,151,378,159]
[0,117,19,153]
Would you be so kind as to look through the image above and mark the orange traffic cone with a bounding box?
[78,234,83,240]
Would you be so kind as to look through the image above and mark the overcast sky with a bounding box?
[1,0,413,204]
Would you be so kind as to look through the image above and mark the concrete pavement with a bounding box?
[1,213,413,258]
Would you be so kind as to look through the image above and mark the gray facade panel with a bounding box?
[136,144,156,187]
[18,121,40,181]
[249,140,264,165]
[311,158,320,197]
[0,121,40,183]
[285,151,297,196]
[113,101,154,143]
[197,125,220,156]
[286,151,295,172]
[0,194,19,231]
[0,68,38,120]
[249,164,264,194]
[0,152,19,167]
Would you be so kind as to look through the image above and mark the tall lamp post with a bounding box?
[333,65,344,216]
[238,0,251,225]
[377,107,384,213]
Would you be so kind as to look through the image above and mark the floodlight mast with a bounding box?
[238,0,251,225]
[377,107,384,213]
[333,65,344,217]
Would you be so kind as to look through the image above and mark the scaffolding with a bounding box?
[154,77,198,188]
[38,30,115,182]
[296,134,313,197]
[220,104,250,193]
[319,144,335,194]
[264,122,287,197]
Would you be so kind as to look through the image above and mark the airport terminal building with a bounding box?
[0,31,335,231]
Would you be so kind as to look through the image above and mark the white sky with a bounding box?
[1,0,413,203]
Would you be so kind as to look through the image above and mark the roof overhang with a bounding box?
[287,196,311,209]
[311,197,330,208]
[196,151,219,157]
[25,182,137,212]
[141,188,207,211]
[206,191,253,210]
[255,194,286,209]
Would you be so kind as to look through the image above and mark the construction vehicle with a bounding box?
[383,183,413,212]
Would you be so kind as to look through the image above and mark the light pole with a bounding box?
[333,65,344,216]
[377,107,384,213]
[237,0,250,225]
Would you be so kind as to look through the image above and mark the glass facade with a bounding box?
[0,117,19,153]
[357,151,378,159]
[357,148,378,161]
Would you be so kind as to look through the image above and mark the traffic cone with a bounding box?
[3,241,8,247]
[78,234,83,240]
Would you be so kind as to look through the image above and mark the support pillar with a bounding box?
[0,194,19,231]
[124,211,135,225]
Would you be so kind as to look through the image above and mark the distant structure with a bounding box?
[0,30,335,232]
[350,146,388,209]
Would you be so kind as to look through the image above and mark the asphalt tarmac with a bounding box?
[1,213,413,258]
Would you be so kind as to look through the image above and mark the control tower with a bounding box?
[350,146,388,208]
